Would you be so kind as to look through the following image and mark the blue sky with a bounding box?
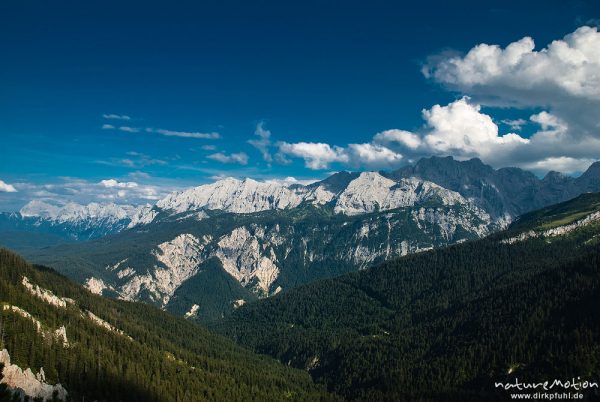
[1,0,600,209]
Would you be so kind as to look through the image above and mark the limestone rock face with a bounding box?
[0,349,68,401]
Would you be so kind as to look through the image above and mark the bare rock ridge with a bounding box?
[4,157,599,242]
[139,171,484,224]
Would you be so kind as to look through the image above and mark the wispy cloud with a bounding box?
[207,152,249,165]
[96,152,168,169]
[118,126,140,133]
[148,128,220,139]
[500,118,527,131]
[103,114,131,120]
[248,121,273,163]
[100,115,220,140]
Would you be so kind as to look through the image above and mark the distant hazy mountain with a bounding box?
[0,201,149,247]
[6,156,600,322]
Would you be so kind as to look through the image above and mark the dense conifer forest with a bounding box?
[214,194,600,401]
[0,249,337,401]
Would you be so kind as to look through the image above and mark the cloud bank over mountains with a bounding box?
[274,26,600,174]
[3,26,600,212]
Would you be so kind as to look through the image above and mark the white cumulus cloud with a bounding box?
[420,97,529,157]
[277,140,403,170]
[426,26,600,103]
[419,26,600,173]
[99,179,139,189]
[346,143,403,168]
[0,180,17,193]
[374,129,422,150]
[522,157,596,174]
[277,142,349,170]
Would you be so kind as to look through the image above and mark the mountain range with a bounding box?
[2,189,600,401]
[0,201,152,249]
[3,156,600,322]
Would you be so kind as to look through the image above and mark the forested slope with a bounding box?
[0,249,336,401]
[214,193,600,401]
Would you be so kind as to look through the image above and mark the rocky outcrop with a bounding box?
[502,210,600,244]
[184,304,200,319]
[118,234,211,305]
[214,226,280,295]
[22,276,74,308]
[1,305,69,347]
[0,349,68,401]
[84,277,110,295]
[85,311,131,340]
